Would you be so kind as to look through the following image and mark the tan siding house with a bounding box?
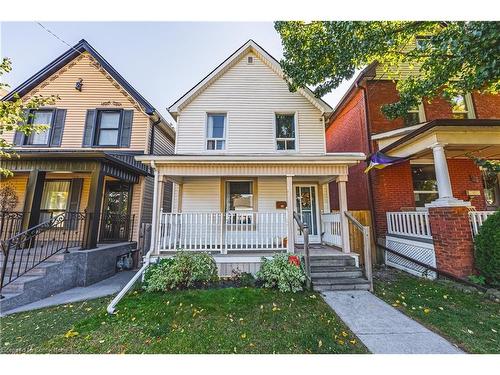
[137,40,365,276]
[0,39,175,249]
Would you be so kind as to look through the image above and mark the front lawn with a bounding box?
[374,269,500,354]
[0,287,367,354]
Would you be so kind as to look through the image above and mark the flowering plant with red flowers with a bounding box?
[288,255,300,267]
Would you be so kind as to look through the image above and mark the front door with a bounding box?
[294,185,321,244]
[100,181,132,242]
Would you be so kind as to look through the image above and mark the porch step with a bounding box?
[1,275,45,293]
[309,256,356,267]
[310,268,363,279]
[313,282,371,291]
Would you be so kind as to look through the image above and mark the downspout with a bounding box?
[357,82,380,260]
[107,160,159,314]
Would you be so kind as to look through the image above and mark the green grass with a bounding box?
[0,287,367,354]
[374,269,500,354]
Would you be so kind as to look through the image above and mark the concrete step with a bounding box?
[309,258,355,267]
[311,269,363,279]
[314,283,371,291]
[312,277,370,286]
[1,275,45,293]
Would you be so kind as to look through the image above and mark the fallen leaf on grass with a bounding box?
[64,329,79,338]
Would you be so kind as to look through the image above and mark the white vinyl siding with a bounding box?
[175,53,325,154]
[181,177,221,212]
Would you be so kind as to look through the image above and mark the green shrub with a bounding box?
[143,252,218,292]
[256,254,306,293]
[474,211,500,286]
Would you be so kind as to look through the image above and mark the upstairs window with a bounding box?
[25,110,54,145]
[403,104,425,127]
[206,113,226,150]
[415,36,430,51]
[95,110,121,146]
[275,113,296,151]
[450,94,474,119]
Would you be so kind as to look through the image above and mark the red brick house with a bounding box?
[326,62,500,279]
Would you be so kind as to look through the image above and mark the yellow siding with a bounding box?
[176,52,326,154]
[130,177,144,242]
[4,52,150,151]
[0,174,29,211]
[181,177,221,212]
[45,172,91,211]
[258,177,287,211]
[374,39,422,80]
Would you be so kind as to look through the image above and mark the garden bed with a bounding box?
[0,287,368,354]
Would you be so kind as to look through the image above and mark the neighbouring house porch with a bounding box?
[136,154,366,257]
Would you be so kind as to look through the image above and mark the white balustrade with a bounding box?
[158,211,288,252]
[469,211,496,236]
[321,212,342,247]
[386,211,432,239]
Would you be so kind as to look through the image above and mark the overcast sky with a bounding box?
[0,22,355,122]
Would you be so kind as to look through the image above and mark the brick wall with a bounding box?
[472,91,500,118]
[371,161,415,237]
[365,81,405,134]
[428,206,475,278]
[448,158,486,210]
[326,89,371,211]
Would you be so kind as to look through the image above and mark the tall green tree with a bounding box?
[275,21,500,119]
[0,57,58,176]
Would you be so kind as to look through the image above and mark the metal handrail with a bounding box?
[0,212,89,296]
[345,211,373,292]
[293,212,310,284]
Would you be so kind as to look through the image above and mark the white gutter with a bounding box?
[107,161,159,314]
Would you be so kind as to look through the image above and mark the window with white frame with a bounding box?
[411,164,438,207]
[275,113,296,151]
[25,110,54,145]
[403,105,422,127]
[450,94,473,119]
[206,113,226,150]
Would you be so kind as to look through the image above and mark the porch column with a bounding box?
[149,168,161,254]
[22,169,46,231]
[426,142,470,207]
[337,175,351,253]
[286,175,294,253]
[82,165,105,249]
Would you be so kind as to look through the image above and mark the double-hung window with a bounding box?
[95,110,121,146]
[403,104,425,127]
[411,164,438,207]
[39,180,71,222]
[206,113,226,150]
[450,94,474,119]
[25,110,54,145]
[275,113,296,151]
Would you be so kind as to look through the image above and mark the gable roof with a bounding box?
[168,39,333,119]
[3,39,157,116]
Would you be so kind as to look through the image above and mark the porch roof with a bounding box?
[375,119,500,159]
[136,153,365,178]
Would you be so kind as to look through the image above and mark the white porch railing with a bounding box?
[386,211,432,240]
[159,211,288,252]
[469,211,496,236]
[321,212,342,247]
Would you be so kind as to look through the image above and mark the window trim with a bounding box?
[221,178,258,213]
[93,109,124,147]
[403,103,426,127]
[39,178,73,221]
[274,112,298,152]
[450,93,476,119]
[23,108,56,147]
[205,112,227,152]
[411,163,439,207]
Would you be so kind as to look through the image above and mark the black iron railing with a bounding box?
[99,212,135,242]
[0,211,27,242]
[0,212,90,295]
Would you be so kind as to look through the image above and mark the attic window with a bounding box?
[247,56,254,64]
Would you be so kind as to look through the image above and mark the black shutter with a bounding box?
[49,109,67,147]
[13,109,30,146]
[82,109,97,147]
[120,110,133,147]
[67,178,83,229]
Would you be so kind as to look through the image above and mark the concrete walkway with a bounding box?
[1,271,135,317]
[322,291,463,354]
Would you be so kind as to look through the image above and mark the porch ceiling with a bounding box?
[377,120,500,159]
[136,153,365,178]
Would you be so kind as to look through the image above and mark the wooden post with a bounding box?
[83,165,105,249]
[337,175,350,253]
[22,169,46,231]
[286,175,294,253]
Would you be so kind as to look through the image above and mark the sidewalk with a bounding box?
[1,271,135,317]
[322,291,463,354]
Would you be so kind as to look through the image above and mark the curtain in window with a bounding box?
[40,181,71,211]
[31,111,53,144]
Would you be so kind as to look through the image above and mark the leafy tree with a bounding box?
[0,57,58,176]
[275,21,500,119]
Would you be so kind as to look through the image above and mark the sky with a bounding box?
[0,22,355,123]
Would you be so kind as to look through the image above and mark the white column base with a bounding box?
[425,197,471,208]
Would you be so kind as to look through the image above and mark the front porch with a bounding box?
[137,154,366,257]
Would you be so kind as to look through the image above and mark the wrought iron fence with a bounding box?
[0,211,27,242]
[0,212,90,294]
[99,212,135,242]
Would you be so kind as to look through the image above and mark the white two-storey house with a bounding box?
[137,40,366,275]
